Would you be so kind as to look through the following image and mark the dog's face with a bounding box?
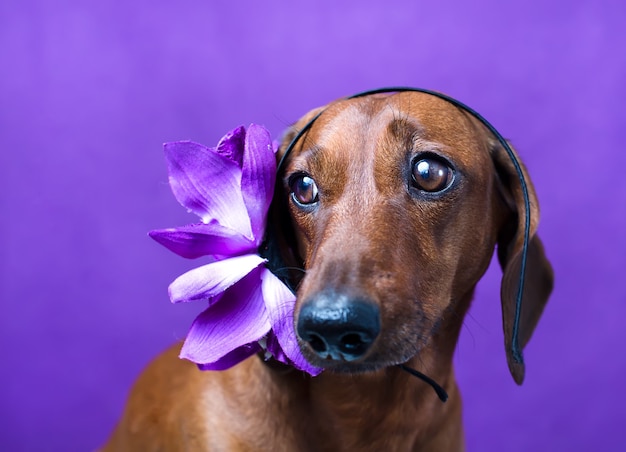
[276,92,552,380]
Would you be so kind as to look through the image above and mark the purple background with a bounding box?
[1,0,625,450]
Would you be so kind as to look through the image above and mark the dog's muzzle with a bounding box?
[297,292,380,362]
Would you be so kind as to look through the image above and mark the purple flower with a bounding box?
[149,125,321,375]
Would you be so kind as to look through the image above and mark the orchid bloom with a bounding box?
[149,124,321,375]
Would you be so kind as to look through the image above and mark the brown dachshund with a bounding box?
[103,91,553,451]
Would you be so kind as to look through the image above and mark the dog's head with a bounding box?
[267,91,553,384]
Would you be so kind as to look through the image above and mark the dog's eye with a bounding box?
[290,175,319,206]
[411,158,454,192]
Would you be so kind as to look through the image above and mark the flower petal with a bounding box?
[196,342,262,371]
[169,254,265,303]
[149,221,255,259]
[180,269,271,364]
[261,269,323,375]
[241,125,276,243]
[264,330,287,364]
[216,125,246,167]
[164,141,252,237]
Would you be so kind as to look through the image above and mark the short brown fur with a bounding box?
[103,92,553,451]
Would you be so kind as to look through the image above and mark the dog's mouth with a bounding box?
[301,353,390,374]
[297,343,448,402]
[295,318,449,402]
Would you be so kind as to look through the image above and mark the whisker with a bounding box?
[274,266,307,274]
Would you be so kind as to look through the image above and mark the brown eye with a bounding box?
[290,175,319,206]
[411,158,454,192]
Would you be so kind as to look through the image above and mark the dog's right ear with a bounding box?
[262,106,326,290]
[491,142,554,385]
[261,132,301,290]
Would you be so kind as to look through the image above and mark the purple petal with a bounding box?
[216,126,246,167]
[149,221,255,259]
[241,125,276,243]
[271,139,280,154]
[164,141,252,238]
[264,330,288,364]
[180,269,271,364]
[169,254,265,303]
[261,269,322,375]
[196,342,262,371]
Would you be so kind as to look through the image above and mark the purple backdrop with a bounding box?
[1,0,625,450]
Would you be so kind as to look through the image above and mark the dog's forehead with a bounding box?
[293,93,490,168]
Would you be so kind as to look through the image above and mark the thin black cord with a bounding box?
[399,364,449,402]
[277,87,530,368]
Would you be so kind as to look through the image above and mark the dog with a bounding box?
[103,90,553,451]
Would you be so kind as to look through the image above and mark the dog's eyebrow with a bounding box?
[285,143,324,173]
[386,117,423,145]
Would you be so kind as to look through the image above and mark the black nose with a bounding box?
[297,292,380,362]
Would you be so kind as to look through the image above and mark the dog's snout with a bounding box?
[297,293,380,362]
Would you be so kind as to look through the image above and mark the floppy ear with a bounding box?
[260,106,327,290]
[492,142,554,385]
[260,126,303,292]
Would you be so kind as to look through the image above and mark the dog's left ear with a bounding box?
[491,142,554,385]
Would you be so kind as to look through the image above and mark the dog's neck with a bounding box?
[307,362,461,450]
[262,308,467,451]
